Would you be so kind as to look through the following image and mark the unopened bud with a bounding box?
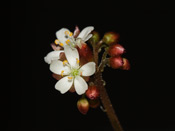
[109,56,123,69]
[108,44,125,56]
[121,58,130,70]
[77,98,89,115]
[85,86,100,100]
[103,32,120,45]
[89,99,100,108]
[89,31,100,44]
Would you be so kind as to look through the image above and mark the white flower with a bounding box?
[55,26,94,48]
[50,45,96,95]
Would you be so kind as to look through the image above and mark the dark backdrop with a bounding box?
[10,1,174,131]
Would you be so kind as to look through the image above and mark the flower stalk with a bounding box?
[92,40,123,131]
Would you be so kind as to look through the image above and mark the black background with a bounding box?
[10,1,174,131]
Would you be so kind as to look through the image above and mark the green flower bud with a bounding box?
[103,32,120,45]
[89,31,100,44]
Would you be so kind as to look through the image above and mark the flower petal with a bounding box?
[80,62,96,76]
[50,60,71,75]
[77,26,94,42]
[55,76,73,94]
[56,28,70,46]
[84,34,93,42]
[64,45,79,68]
[74,76,88,95]
[44,50,64,64]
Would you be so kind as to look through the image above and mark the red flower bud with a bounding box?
[108,44,125,56]
[77,98,89,115]
[103,32,120,45]
[85,86,100,100]
[89,99,100,108]
[121,58,130,70]
[77,43,93,62]
[109,56,123,69]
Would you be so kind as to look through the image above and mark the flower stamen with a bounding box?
[61,70,64,77]
[59,43,64,47]
[76,58,80,64]
[68,76,73,80]
[69,32,73,37]
[65,31,70,35]
[63,60,68,66]
[54,39,60,45]
[65,39,70,45]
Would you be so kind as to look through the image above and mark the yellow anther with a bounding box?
[54,39,59,45]
[65,30,70,35]
[68,76,73,80]
[80,72,83,76]
[63,60,68,65]
[61,70,64,77]
[76,58,79,64]
[69,32,73,37]
[59,43,64,47]
[65,39,70,45]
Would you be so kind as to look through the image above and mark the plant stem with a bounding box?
[92,40,123,131]
[94,72,123,131]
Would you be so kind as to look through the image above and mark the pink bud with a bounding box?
[77,98,89,115]
[109,56,123,69]
[121,58,130,70]
[73,26,80,38]
[85,86,100,100]
[108,44,125,56]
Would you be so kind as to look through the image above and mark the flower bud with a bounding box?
[89,31,100,44]
[77,98,89,115]
[121,58,130,70]
[85,86,100,100]
[89,99,100,108]
[108,44,125,56]
[109,56,123,69]
[77,43,93,62]
[103,32,120,45]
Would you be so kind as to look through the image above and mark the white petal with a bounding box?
[55,76,73,94]
[44,50,64,64]
[77,26,94,42]
[50,60,71,75]
[64,45,79,68]
[80,62,96,76]
[56,28,70,46]
[84,34,93,42]
[74,76,88,95]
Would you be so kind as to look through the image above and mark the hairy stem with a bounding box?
[92,40,123,131]
[94,72,123,131]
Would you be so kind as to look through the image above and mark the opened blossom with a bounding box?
[55,26,94,48]
[49,45,96,95]
[44,26,94,64]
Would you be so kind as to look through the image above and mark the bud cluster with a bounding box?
[102,32,130,70]
[77,85,100,114]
